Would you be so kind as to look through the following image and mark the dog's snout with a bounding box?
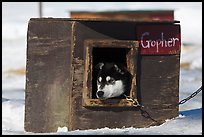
[97,91,104,98]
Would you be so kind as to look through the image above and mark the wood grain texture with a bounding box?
[25,19,72,132]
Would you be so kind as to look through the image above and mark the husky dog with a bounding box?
[95,62,132,99]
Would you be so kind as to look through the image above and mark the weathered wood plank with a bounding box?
[25,19,72,133]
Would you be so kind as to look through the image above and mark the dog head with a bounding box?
[95,62,130,99]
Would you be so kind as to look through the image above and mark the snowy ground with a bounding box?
[2,2,202,135]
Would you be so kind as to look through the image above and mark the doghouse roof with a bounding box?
[29,18,180,24]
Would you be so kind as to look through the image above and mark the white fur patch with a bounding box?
[97,80,124,99]
[106,76,111,82]
[98,77,102,82]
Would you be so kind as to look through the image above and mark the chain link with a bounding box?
[178,86,202,105]
[123,94,160,126]
[123,94,141,107]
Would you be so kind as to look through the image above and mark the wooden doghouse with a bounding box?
[25,18,181,133]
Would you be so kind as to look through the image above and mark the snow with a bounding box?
[181,45,202,70]
[2,100,25,132]
[2,2,202,135]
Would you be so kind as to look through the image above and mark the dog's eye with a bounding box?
[109,79,115,84]
[106,76,115,84]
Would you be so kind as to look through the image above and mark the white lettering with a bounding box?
[173,38,179,47]
[168,38,173,47]
[140,32,180,53]
[141,32,150,48]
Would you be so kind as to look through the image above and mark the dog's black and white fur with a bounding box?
[95,62,132,99]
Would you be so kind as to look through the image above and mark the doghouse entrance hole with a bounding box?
[83,40,138,107]
[92,47,130,99]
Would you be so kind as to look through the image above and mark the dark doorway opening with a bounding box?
[92,47,130,99]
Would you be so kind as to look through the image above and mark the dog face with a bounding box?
[95,62,128,99]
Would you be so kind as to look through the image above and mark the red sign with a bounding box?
[137,24,181,55]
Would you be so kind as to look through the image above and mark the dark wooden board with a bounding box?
[25,19,73,132]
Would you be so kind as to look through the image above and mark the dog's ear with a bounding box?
[114,64,125,75]
[95,62,104,70]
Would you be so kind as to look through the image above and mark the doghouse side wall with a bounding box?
[139,55,180,112]
[70,21,179,130]
[25,19,73,132]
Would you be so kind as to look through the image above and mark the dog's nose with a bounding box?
[97,91,104,98]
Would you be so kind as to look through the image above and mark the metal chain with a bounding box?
[124,94,161,127]
[124,86,202,127]
[124,86,202,108]
[123,94,141,107]
[178,86,202,105]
